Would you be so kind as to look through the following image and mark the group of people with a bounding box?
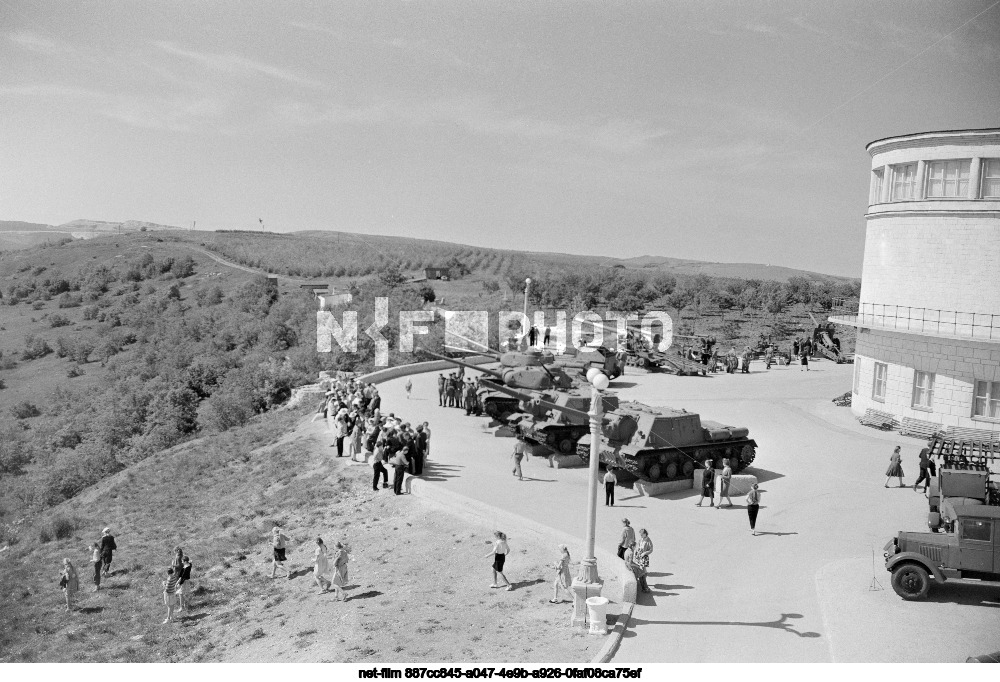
[270,526,351,599]
[526,326,552,348]
[697,459,763,535]
[792,338,813,371]
[437,370,484,416]
[617,519,654,593]
[318,374,432,496]
[162,547,193,623]
[59,527,117,612]
[885,444,937,492]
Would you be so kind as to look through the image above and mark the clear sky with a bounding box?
[2,1,998,277]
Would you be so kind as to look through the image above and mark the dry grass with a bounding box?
[0,408,603,663]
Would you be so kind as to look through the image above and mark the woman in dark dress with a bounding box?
[483,531,512,591]
[696,459,715,507]
[885,446,905,488]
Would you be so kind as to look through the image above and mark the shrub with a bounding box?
[67,366,85,378]
[57,293,82,308]
[82,305,99,320]
[51,516,74,540]
[32,301,45,310]
[11,401,41,419]
[38,527,52,543]
[22,335,53,360]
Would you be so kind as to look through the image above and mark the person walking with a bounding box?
[178,556,193,610]
[885,446,905,488]
[437,374,446,406]
[717,460,734,507]
[312,538,331,593]
[484,531,513,591]
[528,326,538,347]
[445,381,456,408]
[512,440,527,480]
[622,541,647,595]
[60,558,79,612]
[800,346,810,371]
[88,543,102,591]
[617,518,636,559]
[391,447,410,495]
[331,541,349,601]
[335,410,349,457]
[696,460,715,507]
[162,566,180,624]
[747,483,762,535]
[764,346,773,370]
[543,326,551,347]
[603,467,618,506]
[372,442,389,491]
[914,448,932,492]
[170,547,185,611]
[99,527,117,577]
[634,529,653,593]
[792,339,800,357]
[405,378,412,399]
[270,526,290,579]
[549,544,572,603]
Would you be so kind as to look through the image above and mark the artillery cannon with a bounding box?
[807,312,851,363]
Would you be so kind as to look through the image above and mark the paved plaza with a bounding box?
[376,359,1000,663]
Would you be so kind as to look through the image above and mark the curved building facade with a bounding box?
[833,129,1000,434]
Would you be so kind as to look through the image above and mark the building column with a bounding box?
[880,165,892,203]
[969,157,982,199]
[915,160,926,200]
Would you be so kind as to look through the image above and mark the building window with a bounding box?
[872,362,887,402]
[926,159,970,198]
[890,164,917,200]
[973,380,1000,420]
[983,159,1000,198]
[912,371,934,410]
[871,169,883,204]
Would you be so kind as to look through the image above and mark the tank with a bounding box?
[575,401,757,483]
[557,346,626,381]
[420,349,575,422]
[494,383,621,455]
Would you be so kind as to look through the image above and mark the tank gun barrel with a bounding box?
[444,329,500,357]
[444,343,500,359]
[416,348,504,380]
[807,311,820,326]
[485,381,600,423]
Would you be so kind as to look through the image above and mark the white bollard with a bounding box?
[586,596,609,635]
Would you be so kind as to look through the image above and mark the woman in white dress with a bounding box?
[331,541,349,601]
[549,545,572,603]
[313,538,331,593]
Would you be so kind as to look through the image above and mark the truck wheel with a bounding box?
[891,564,930,600]
[647,463,662,481]
[558,438,575,454]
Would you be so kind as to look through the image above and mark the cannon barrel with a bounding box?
[485,381,597,423]
[416,348,505,381]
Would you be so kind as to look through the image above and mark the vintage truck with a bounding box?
[884,436,1000,600]
[884,504,1000,600]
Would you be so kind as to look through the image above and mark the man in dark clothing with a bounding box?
[100,527,117,577]
[914,448,932,492]
[528,326,538,347]
[415,426,428,475]
[391,448,409,495]
[543,326,551,346]
[372,446,389,491]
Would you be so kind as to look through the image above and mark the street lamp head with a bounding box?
[525,277,532,285]
[590,372,610,391]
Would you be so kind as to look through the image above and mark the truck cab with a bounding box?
[884,505,1000,600]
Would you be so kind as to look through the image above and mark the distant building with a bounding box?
[832,128,1000,434]
[424,267,451,280]
[298,282,352,308]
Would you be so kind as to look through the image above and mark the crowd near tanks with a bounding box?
[883,436,1000,600]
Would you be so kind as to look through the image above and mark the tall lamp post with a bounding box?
[523,277,532,347]
[571,368,609,627]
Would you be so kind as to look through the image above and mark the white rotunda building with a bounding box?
[833,128,1000,436]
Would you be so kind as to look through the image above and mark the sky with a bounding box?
[1,1,999,277]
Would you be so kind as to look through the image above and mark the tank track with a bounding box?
[577,440,757,483]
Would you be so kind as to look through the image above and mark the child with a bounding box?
[162,567,180,624]
[60,558,79,612]
[89,543,102,591]
[405,378,412,399]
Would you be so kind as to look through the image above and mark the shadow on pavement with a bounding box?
[744,467,785,483]
[754,531,798,537]
[519,476,557,483]
[417,463,463,481]
[346,590,383,601]
[610,382,639,389]
[511,578,546,590]
[180,612,209,623]
[924,583,1000,607]
[624,612,821,638]
[288,568,312,580]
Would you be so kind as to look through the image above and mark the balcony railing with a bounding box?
[831,303,1000,341]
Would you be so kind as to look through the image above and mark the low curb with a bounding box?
[357,356,494,385]
[592,601,634,664]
